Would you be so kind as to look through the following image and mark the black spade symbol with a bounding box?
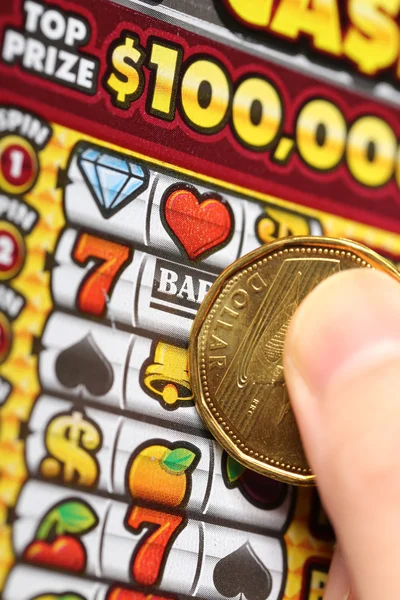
[55,333,114,396]
[213,542,272,600]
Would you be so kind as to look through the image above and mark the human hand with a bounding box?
[283,268,400,600]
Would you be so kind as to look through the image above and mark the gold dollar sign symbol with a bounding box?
[41,411,101,486]
[106,33,145,108]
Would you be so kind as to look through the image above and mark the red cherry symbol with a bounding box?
[164,187,232,260]
[240,470,287,508]
[24,535,86,572]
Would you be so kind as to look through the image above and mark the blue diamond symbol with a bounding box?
[78,146,149,218]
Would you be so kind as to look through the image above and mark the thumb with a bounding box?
[283,268,400,600]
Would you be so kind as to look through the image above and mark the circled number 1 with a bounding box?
[9,149,24,179]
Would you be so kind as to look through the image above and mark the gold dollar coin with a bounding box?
[190,236,400,485]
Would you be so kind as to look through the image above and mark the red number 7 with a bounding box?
[73,232,131,317]
[127,505,184,587]
[107,587,173,600]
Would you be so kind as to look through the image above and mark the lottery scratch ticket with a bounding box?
[1,1,400,599]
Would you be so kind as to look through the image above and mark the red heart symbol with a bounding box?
[164,188,232,260]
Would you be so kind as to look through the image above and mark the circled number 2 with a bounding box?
[0,223,25,280]
[0,234,15,267]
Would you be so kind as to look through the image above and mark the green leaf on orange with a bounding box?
[36,501,98,539]
[162,447,197,473]
[226,455,246,483]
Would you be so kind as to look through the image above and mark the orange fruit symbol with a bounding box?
[128,444,197,508]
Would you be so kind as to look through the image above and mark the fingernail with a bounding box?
[285,268,400,399]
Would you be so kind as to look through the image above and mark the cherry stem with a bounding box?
[36,510,58,540]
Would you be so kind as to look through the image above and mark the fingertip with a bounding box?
[283,267,400,600]
[284,268,400,399]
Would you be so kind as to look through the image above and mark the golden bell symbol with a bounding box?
[143,342,193,406]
